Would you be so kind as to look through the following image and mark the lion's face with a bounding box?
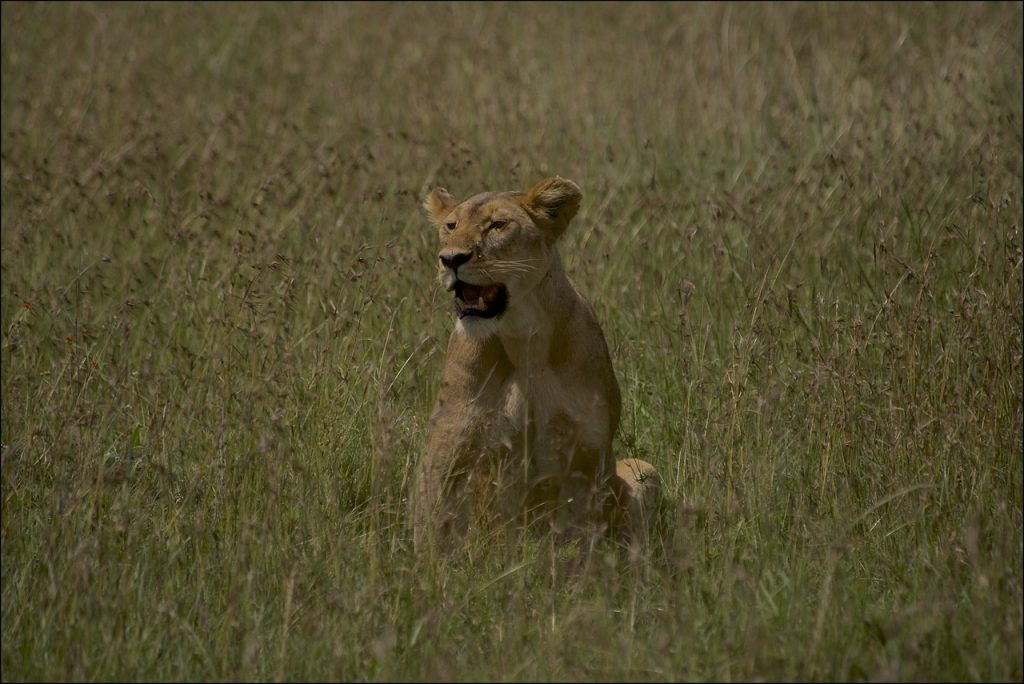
[433,191,547,322]
[423,178,582,337]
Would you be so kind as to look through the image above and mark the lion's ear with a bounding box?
[524,176,582,242]
[423,187,459,225]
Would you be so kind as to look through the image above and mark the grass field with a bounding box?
[2,2,1022,681]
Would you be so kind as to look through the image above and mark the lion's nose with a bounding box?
[439,250,472,270]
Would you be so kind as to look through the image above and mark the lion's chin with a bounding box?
[455,316,500,340]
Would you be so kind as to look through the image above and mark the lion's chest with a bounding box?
[483,371,606,468]
[450,376,536,457]
[500,378,529,438]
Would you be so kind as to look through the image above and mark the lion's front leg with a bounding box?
[412,449,472,552]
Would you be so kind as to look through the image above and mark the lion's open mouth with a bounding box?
[453,281,508,319]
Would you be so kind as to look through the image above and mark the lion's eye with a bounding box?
[489,220,508,231]
[445,222,456,232]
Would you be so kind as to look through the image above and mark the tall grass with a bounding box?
[2,2,1021,680]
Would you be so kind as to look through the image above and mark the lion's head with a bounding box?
[422,177,582,338]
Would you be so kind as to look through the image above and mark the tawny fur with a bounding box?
[413,177,660,550]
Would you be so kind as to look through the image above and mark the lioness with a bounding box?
[413,176,660,550]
